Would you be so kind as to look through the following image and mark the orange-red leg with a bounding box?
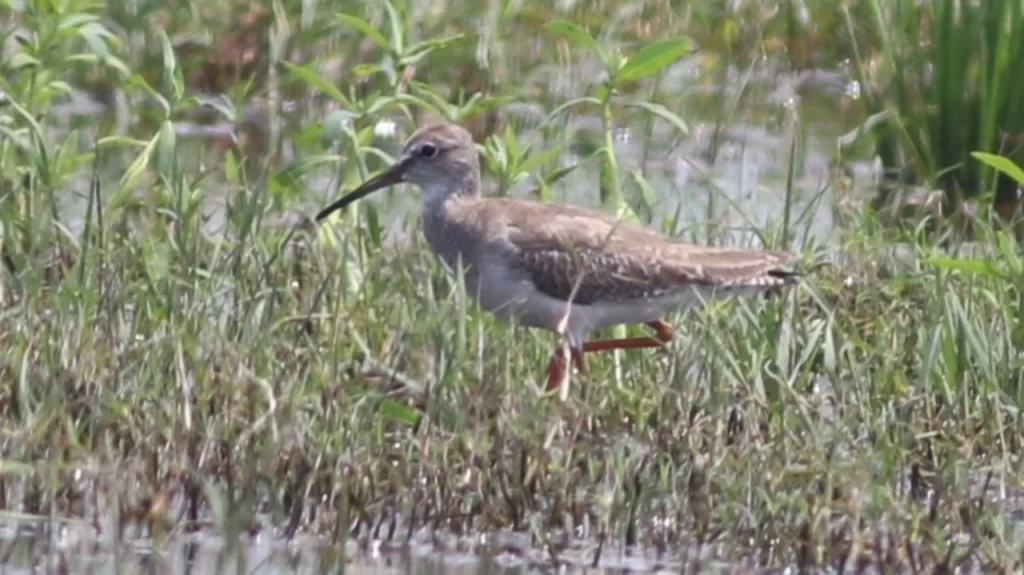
[544,320,674,391]
[581,319,674,353]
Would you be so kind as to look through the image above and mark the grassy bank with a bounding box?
[4,176,1024,571]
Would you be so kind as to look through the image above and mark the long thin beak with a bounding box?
[315,159,409,222]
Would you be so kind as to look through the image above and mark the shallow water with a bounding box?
[0,521,811,574]
[2,515,1018,574]
[335,58,862,252]
[2,452,1023,575]
[48,55,871,255]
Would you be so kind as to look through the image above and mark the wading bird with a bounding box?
[316,123,799,391]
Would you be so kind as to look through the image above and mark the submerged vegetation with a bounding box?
[1,0,1024,572]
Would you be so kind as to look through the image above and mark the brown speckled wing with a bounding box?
[482,198,799,305]
[517,247,708,304]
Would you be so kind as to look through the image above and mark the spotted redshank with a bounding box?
[316,122,800,391]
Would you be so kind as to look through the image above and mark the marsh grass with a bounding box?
[1,0,1024,573]
[842,0,1024,220]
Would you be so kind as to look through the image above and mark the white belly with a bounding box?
[581,284,770,331]
[460,260,773,348]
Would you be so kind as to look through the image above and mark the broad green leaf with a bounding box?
[456,94,515,120]
[837,109,894,150]
[2,98,49,181]
[925,255,1006,279]
[546,163,583,186]
[79,33,109,60]
[971,151,1024,187]
[125,73,169,117]
[400,34,466,66]
[352,63,380,78]
[194,94,236,122]
[366,93,443,117]
[66,53,101,64]
[502,123,520,159]
[156,120,176,178]
[100,55,130,77]
[96,136,151,149]
[542,96,601,126]
[405,34,465,56]
[518,144,564,176]
[616,39,690,83]
[383,0,404,55]
[80,21,119,44]
[625,101,689,136]
[113,133,158,207]
[282,61,350,106]
[8,52,40,69]
[57,13,100,31]
[337,13,390,52]
[158,30,182,104]
[543,21,606,65]
[407,82,456,116]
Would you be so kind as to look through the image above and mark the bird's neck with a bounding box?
[419,176,481,273]
[420,172,480,214]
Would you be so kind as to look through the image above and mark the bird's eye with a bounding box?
[418,143,437,158]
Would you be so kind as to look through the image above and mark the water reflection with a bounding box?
[0,523,726,574]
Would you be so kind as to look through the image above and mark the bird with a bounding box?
[316,122,800,391]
